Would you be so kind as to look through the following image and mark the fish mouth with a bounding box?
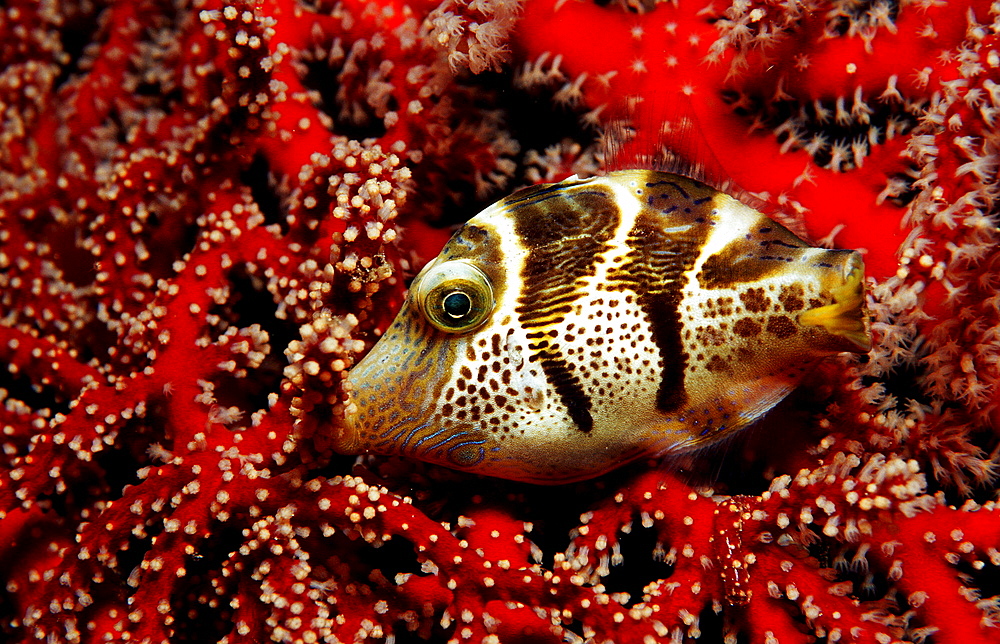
[799,252,871,351]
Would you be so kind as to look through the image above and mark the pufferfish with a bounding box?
[336,169,870,484]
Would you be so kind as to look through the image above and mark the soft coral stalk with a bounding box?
[1,0,999,643]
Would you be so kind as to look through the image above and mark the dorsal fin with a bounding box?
[601,93,776,216]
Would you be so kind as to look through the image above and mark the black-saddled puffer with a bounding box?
[336,170,870,484]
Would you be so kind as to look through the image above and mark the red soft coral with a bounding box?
[1,1,999,643]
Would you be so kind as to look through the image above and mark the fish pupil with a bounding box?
[443,291,472,319]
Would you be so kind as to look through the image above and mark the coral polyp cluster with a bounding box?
[1,0,999,643]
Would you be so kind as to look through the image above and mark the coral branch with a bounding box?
[1,0,998,642]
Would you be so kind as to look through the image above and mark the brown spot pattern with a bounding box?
[766,315,797,339]
[696,325,727,347]
[779,284,805,312]
[705,355,731,373]
[739,287,770,313]
[732,318,762,338]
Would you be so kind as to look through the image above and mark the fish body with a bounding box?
[338,170,870,484]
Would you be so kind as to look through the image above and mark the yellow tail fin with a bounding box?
[799,265,870,351]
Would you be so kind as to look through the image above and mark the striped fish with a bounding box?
[337,170,870,483]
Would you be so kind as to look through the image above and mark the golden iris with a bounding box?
[416,261,494,333]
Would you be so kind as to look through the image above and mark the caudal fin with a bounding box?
[799,259,870,351]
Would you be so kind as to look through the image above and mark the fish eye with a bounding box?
[416,261,494,333]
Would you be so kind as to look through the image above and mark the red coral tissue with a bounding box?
[1,0,999,643]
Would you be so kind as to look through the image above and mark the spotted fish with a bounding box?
[336,170,870,484]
